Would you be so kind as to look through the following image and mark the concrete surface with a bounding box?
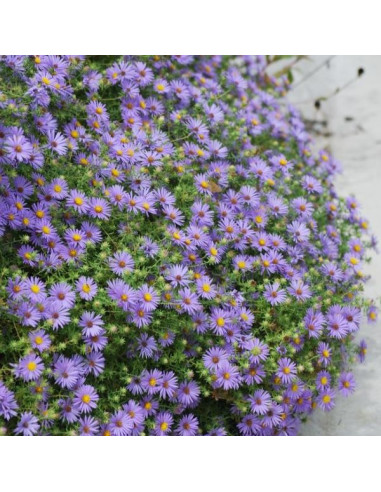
[286,55,381,435]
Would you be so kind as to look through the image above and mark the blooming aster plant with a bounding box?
[0,55,379,436]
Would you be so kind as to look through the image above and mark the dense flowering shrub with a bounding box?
[0,55,379,436]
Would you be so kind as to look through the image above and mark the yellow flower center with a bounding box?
[42,225,50,234]
[321,376,328,385]
[237,261,246,269]
[216,317,225,327]
[255,215,263,223]
[210,247,218,256]
[263,260,270,268]
[202,284,211,293]
[200,180,209,189]
[160,422,168,431]
[80,158,88,166]
[82,394,91,404]
[279,158,287,166]
[82,284,91,293]
[149,378,156,387]
[35,336,43,345]
[42,77,50,85]
[322,395,331,404]
[283,367,291,374]
[74,197,83,205]
[144,293,152,302]
[54,185,62,193]
[322,350,330,358]
[27,362,37,371]
[156,84,165,92]
[71,130,79,138]
[73,234,82,242]
[31,284,40,294]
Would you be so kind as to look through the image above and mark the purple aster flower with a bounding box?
[358,340,367,363]
[15,412,40,436]
[141,369,163,395]
[79,416,99,436]
[54,355,80,389]
[165,264,190,287]
[262,403,283,428]
[137,333,157,358]
[321,262,344,283]
[138,284,160,312]
[237,414,261,436]
[85,352,105,376]
[109,410,134,436]
[107,279,138,310]
[203,347,229,371]
[304,308,325,338]
[59,398,80,423]
[158,330,175,347]
[17,301,41,327]
[316,371,331,391]
[317,388,336,411]
[67,189,90,214]
[210,308,232,335]
[326,312,348,339]
[264,282,287,305]
[82,221,102,243]
[140,396,159,417]
[242,363,266,385]
[0,381,18,420]
[338,372,356,397]
[50,178,68,199]
[158,371,178,399]
[45,301,70,330]
[288,279,312,301]
[177,381,200,407]
[73,385,99,413]
[83,330,108,352]
[287,220,310,243]
[244,337,269,364]
[302,175,323,194]
[14,353,44,382]
[178,288,201,314]
[154,412,174,436]
[88,197,111,220]
[46,131,67,155]
[49,282,75,307]
[367,305,378,323]
[131,304,153,327]
[23,276,46,302]
[342,306,361,333]
[215,363,241,390]
[109,251,135,276]
[249,390,272,415]
[317,342,332,367]
[79,311,104,337]
[29,329,51,352]
[176,414,199,436]
[5,134,33,162]
[276,357,297,384]
[76,276,98,300]
[127,376,144,396]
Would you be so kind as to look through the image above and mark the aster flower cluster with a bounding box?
[0,55,379,436]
